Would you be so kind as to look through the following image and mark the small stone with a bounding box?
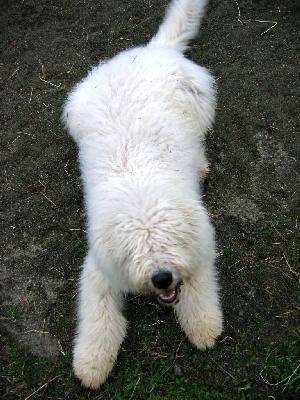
[173,364,183,376]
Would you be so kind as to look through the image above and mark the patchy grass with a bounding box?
[72,240,86,258]
[1,322,299,399]
[2,305,19,321]
[2,247,300,400]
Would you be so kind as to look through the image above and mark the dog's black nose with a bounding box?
[151,271,173,289]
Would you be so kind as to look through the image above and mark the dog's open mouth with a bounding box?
[158,288,178,304]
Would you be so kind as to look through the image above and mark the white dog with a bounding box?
[62,0,223,389]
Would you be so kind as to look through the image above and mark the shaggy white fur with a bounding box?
[62,0,223,389]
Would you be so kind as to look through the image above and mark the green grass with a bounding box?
[2,221,299,399]
[56,83,67,92]
[72,239,86,258]
[2,305,19,320]
[1,319,299,399]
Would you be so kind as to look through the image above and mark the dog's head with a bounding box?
[92,192,215,305]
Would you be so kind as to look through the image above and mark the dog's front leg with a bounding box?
[175,267,223,349]
[73,253,127,389]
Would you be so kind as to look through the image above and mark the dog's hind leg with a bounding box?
[197,150,210,182]
[175,266,223,349]
[72,253,127,389]
[198,162,209,182]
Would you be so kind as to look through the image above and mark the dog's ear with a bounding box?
[172,199,206,234]
[173,198,216,259]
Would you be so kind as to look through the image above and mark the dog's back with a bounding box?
[62,0,215,189]
[62,0,214,142]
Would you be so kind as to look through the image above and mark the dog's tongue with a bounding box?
[159,289,176,302]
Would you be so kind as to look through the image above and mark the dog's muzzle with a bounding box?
[158,286,178,304]
[151,270,181,305]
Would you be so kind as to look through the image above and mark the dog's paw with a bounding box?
[185,312,223,350]
[73,344,115,389]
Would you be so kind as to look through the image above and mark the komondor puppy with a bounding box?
[62,0,223,388]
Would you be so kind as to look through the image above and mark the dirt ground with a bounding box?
[0,0,299,399]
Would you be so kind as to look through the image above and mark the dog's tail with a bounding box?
[150,0,208,52]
